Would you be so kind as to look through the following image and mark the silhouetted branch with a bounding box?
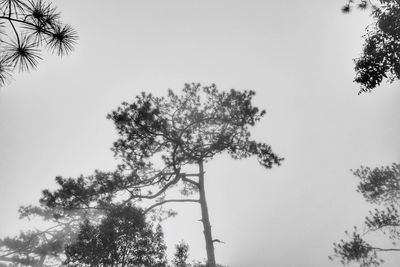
[142,199,199,215]
[371,247,400,252]
[127,173,181,201]
[181,174,199,187]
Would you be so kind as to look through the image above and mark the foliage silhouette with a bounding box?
[0,204,99,266]
[172,241,190,267]
[0,0,77,87]
[330,163,400,266]
[172,241,228,267]
[39,83,283,267]
[0,203,166,267]
[64,204,168,267]
[342,0,400,93]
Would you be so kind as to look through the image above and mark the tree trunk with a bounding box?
[198,160,216,267]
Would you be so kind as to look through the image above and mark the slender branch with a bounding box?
[123,167,171,188]
[185,173,200,177]
[142,199,199,215]
[182,175,199,187]
[52,205,107,211]
[128,172,177,190]
[371,247,400,252]
[0,16,54,36]
[122,172,182,206]
[171,143,180,173]
[7,19,20,46]
[363,223,400,236]
[138,175,181,199]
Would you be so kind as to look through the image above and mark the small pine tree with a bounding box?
[172,241,190,267]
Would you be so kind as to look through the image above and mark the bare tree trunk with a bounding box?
[198,160,216,267]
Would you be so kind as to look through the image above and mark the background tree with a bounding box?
[40,83,283,267]
[65,204,168,267]
[330,163,400,267]
[0,229,65,266]
[331,2,400,265]
[0,204,100,266]
[0,0,77,87]
[342,0,400,93]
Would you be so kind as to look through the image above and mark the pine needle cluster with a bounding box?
[0,0,77,87]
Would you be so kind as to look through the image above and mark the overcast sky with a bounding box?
[1,0,400,266]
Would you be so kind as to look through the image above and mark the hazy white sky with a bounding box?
[1,0,400,266]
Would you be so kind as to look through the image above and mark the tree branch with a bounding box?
[0,16,54,37]
[364,223,400,235]
[181,175,199,187]
[8,19,20,46]
[142,199,199,215]
[126,173,181,201]
[371,247,400,252]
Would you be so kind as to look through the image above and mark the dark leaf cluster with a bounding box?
[331,231,383,267]
[172,241,190,267]
[64,204,168,267]
[342,0,370,13]
[342,0,400,92]
[354,163,400,204]
[40,171,131,211]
